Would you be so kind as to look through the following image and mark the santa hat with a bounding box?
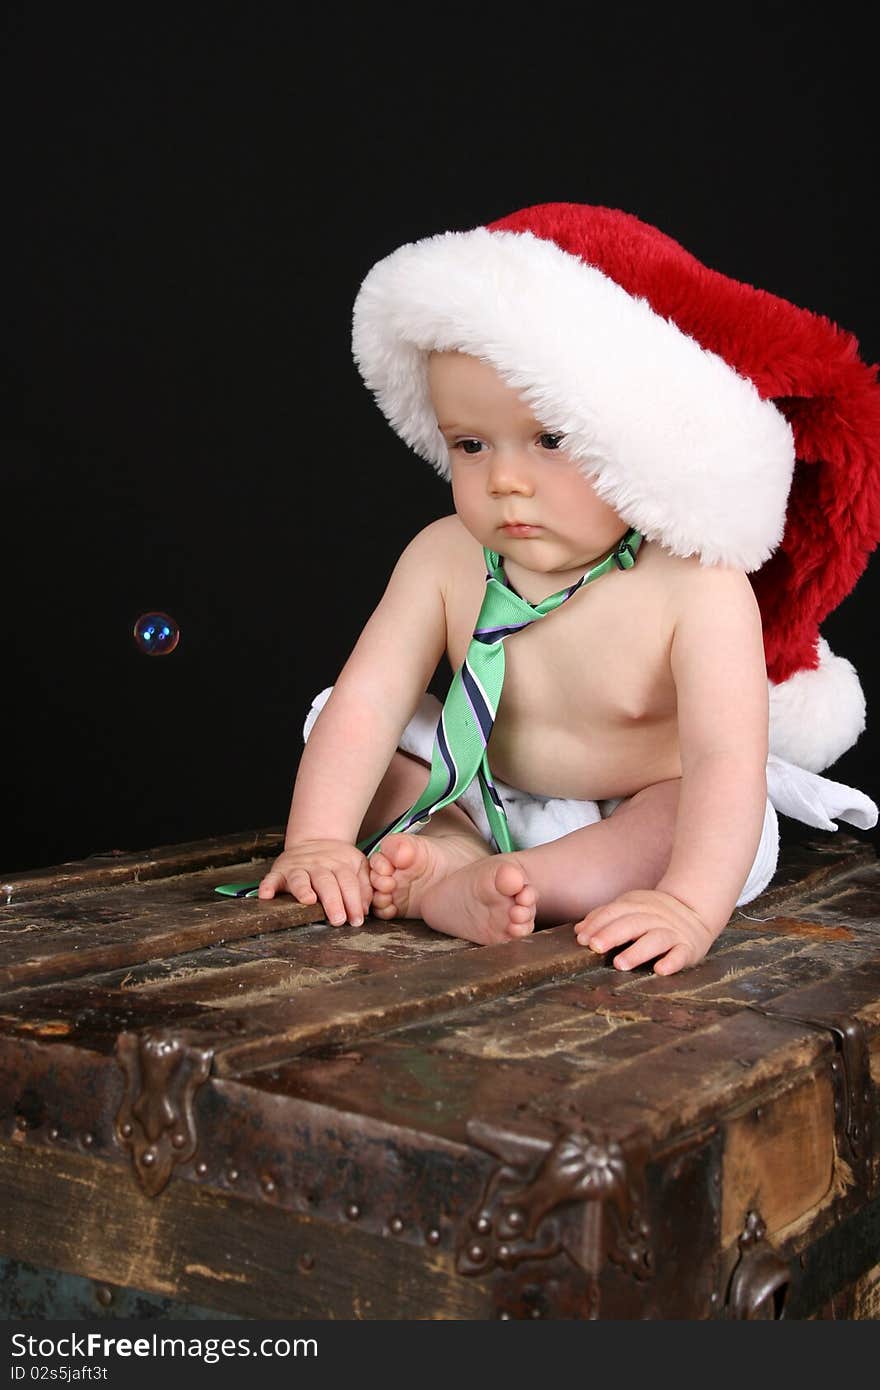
[352,203,880,773]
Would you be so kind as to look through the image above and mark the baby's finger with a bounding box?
[309,869,348,926]
[257,870,284,900]
[578,912,657,954]
[285,869,319,906]
[357,861,374,915]
[652,942,694,977]
[258,867,305,901]
[577,899,637,937]
[613,928,676,972]
[336,870,366,926]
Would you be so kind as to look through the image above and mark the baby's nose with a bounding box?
[487,451,534,494]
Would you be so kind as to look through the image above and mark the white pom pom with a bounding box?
[768,639,867,772]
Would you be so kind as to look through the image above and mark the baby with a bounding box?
[258,204,879,975]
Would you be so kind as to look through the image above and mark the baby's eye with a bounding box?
[453,438,484,455]
[538,432,565,451]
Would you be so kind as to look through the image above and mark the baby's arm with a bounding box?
[259,521,450,920]
[578,565,769,973]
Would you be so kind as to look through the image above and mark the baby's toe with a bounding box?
[495,860,528,898]
[380,834,419,870]
[371,895,398,919]
[507,917,535,938]
[509,903,534,924]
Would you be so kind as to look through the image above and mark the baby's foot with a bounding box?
[421,855,538,946]
[369,832,491,920]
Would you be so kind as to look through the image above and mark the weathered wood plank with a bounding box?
[0,881,324,991]
[1,828,284,902]
[1,831,873,997]
[0,1141,490,1319]
[721,1071,835,1242]
[211,924,606,1076]
[0,926,604,1072]
[745,835,877,912]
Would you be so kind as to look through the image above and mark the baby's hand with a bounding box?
[258,840,372,926]
[574,888,716,976]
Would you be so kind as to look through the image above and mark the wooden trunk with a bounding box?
[1,827,879,1320]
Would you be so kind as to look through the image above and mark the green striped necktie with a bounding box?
[359,526,643,857]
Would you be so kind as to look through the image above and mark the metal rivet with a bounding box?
[298,1253,314,1273]
[498,1244,511,1261]
[475,1216,492,1234]
[95,1285,113,1307]
[530,1308,542,1319]
[498,1311,512,1320]
[389,1216,404,1234]
[710,1291,719,1305]
[227,1169,239,1183]
[468,1242,485,1262]
[196,1161,207,1176]
[82,1133,94,1147]
[14,1116,27,1132]
[48,1127,59,1141]
[171,1132,186,1149]
[119,1123,133,1138]
[506,1209,524,1230]
[426,1228,441,1245]
[142,1150,156,1167]
[345,1202,360,1220]
[262,1176,276,1195]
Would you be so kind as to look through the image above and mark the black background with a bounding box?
[4,3,879,873]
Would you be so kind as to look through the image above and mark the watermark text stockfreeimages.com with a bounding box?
[11,1332,316,1368]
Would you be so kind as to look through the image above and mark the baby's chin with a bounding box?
[494,533,618,576]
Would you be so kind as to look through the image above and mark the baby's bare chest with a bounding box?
[445,567,676,726]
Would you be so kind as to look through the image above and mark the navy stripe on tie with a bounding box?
[473,622,530,643]
[436,712,458,793]
[484,775,505,811]
[461,660,495,744]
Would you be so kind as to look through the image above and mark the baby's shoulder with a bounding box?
[648,546,760,626]
[402,514,482,572]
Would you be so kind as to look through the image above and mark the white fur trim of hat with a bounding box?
[352,227,796,572]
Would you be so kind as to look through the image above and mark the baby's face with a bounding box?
[428,351,626,577]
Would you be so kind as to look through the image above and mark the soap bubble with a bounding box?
[133,612,180,656]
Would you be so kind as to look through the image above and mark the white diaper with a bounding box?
[304,687,878,908]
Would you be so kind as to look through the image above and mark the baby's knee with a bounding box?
[616,777,681,819]
[604,777,681,873]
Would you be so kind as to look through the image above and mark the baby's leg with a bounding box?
[362,752,537,941]
[419,778,680,936]
[520,777,681,923]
